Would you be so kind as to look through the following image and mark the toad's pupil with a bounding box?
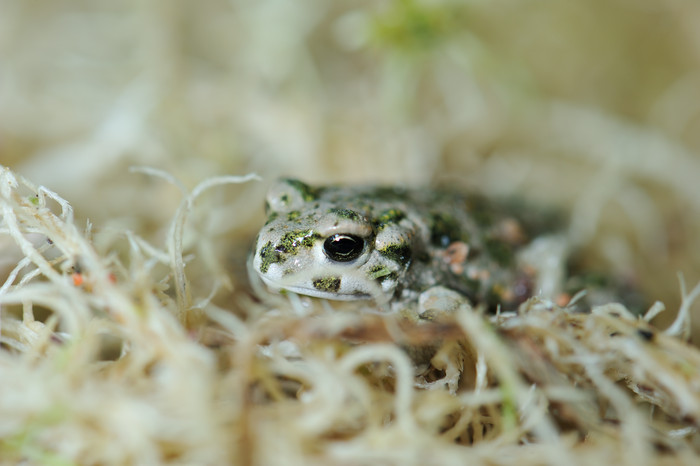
[324,234,364,262]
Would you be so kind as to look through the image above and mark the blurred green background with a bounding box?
[2,0,699,334]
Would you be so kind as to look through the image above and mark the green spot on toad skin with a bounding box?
[286,210,301,221]
[283,179,319,202]
[364,186,407,202]
[374,209,406,230]
[277,230,320,254]
[312,276,341,292]
[368,265,398,283]
[330,208,362,221]
[264,212,279,225]
[379,243,412,266]
[259,241,283,273]
[429,212,463,247]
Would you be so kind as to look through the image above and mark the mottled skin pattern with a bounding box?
[252,179,565,316]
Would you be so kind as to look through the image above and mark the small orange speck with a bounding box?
[556,293,571,307]
[108,273,117,283]
[72,273,84,287]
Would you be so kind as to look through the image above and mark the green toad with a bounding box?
[251,179,582,316]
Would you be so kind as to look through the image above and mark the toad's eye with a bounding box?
[323,234,365,262]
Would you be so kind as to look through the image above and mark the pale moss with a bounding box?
[1,0,700,464]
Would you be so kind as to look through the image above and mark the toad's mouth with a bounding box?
[259,276,372,301]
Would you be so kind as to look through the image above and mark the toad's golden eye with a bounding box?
[323,234,365,262]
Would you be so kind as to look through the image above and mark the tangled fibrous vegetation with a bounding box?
[1,165,700,465]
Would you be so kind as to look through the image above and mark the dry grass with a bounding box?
[3,0,700,464]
